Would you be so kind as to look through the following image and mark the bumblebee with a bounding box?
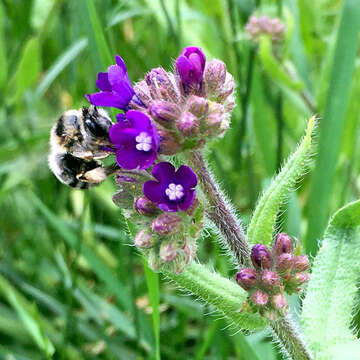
[49,106,115,189]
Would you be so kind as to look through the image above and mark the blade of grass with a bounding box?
[29,192,132,311]
[84,0,112,67]
[0,274,55,357]
[144,261,161,360]
[35,38,88,100]
[306,0,360,254]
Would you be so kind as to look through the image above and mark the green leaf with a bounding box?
[35,38,88,100]
[8,37,41,105]
[258,36,304,92]
[306,0,360,254]
[144,261,161,360]
[0,2,7,91]
[301,200,360,358]
[247,116,316,246]
[165,263,267,332]
[0,274,55,357]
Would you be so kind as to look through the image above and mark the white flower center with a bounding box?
[135,132,152,152]
[165,183,184,201]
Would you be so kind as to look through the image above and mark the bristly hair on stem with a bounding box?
[188,150,251,267]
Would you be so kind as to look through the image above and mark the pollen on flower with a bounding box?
[135,132,152,151]
[165,183,185,201]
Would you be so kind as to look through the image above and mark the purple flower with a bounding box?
[86,55,135,110]
[109,110,159,170]
[175,46,206,89]
[143,162,197,212]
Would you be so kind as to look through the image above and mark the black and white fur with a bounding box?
[49,106,114,189]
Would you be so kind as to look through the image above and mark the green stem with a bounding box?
[188,150,251,266]
[271,317,312,360]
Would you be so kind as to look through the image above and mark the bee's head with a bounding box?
[82,106,113,140]
[55,109,81,138]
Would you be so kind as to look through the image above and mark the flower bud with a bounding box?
[245,15,285,42]
[187,95,209,118]
[251,289,268,306]
[149,101,181,128]
[134,229,154,248]
[159,240,177,262]
[217,73,235,102]
[292,272,310,286]
[146,67,180,102]
[273,232,293,255]
[112,189,134,209]
[147,248,162,271]
[293,255,310,272]
[134,197,158,216]
[272,293,288,311]
[251,244,273,269]
[276,253,294,272]
[175,46,206,93]
[204,59,227,96]
[157,128,182,155]
[151,213,182,235]
[235,268,257,290]
[133,80,152,107]
[176,112,200,137]
[260,270,280,290]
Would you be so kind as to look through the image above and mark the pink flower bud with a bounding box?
[272,293,288,311]
[293,255,310,272]
[176,112,200,136]
[151,213,182,235]
[146,67,180,102]
[132,80,152,107]
[251,244,273,269]
[260,270,280,290]
[204,59,227,96]
[149,100,181,128]
[235,268,257,290]
[159,241,177,262]
[187,95,209,118]
[134,229,154,248]
[134,197,158,216]
[251,289,268,306]
[273,232,293,255]
[293,272,310,286]
[276,253,294,272]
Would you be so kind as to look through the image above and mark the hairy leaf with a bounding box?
[165,263,267,332]
[301,200,360,358]
[247,116,315,246]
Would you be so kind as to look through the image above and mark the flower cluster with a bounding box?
[245,15,286,43]
[235,233,310,320]
[85,46,235,272]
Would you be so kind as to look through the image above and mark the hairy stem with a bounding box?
[189,150,251,266]
[271,317,312,360]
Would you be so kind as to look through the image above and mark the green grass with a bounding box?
[1,0,359,359]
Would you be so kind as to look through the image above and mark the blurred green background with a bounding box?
[1,0,360,359]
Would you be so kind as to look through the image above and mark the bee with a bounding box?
[49,106,116,189]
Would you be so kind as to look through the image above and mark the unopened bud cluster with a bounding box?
[245,15,286,43]
[235,232,310,320]
[129,48,235,154]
